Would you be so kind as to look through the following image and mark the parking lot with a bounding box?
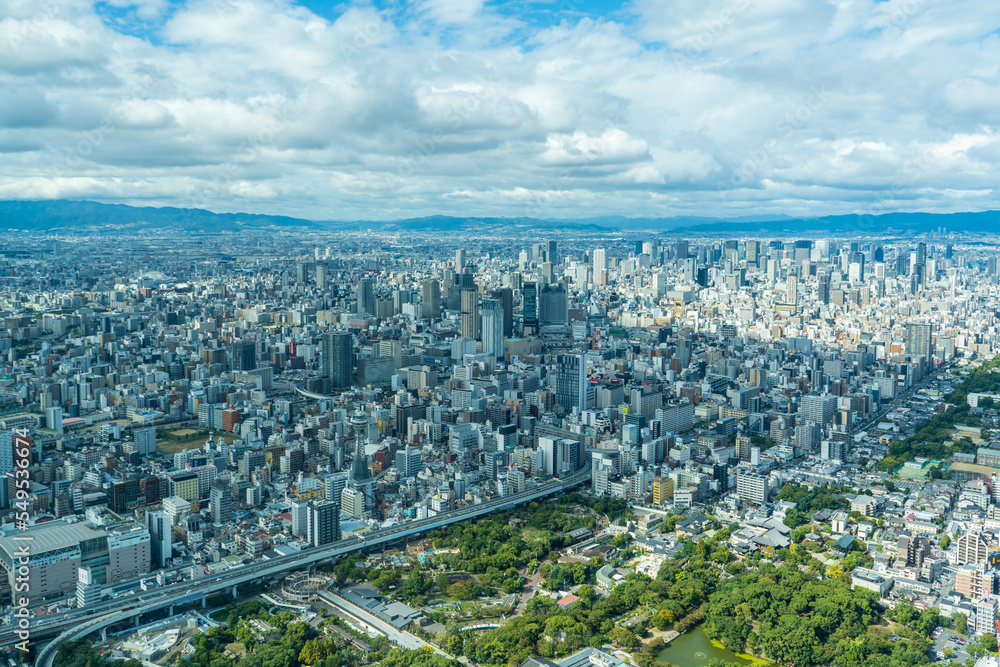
[931,628,970,664]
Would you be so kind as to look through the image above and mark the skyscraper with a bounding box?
[321,332,354,390]
[555,353,587,411]
[461,288,480,340]
[455,248,466,270]
[547,239,558,265]
[210,480,232,525]
[146,510,171,567]
[906,323,934,361]
[307,499,340,547]
[490,287,514,337]
[356,277,375,315]
[522,281,538,334]
[539,283,569,325]
[480,298,504,359]
[229,341,255,371]
[422,279,441,319]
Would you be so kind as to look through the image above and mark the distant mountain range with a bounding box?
[1,199,999,235]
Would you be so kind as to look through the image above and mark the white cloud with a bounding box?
[1,0,999,220]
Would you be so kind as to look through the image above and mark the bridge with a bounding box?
[26,467,591,667]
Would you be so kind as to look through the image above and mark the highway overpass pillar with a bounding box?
[133,615,139,627]
[231,585,237,598]
[169,605,175,616]
[201,595,207,608]
[101,628,107,641]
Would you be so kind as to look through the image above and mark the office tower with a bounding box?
[675,338,692,369]
[307,499,340,547]
[455,248,466,270]
[786,274,798,305]
[539,283,569,325]
[800,394,837,425]
[522,281,538,334]
[315,264,326,289]
[490,287,514,337]
[461,288,480,340]
[356,277,375,315]
[396,445,422,479]
[229,341,256,371]
[547,240,558,265]
[422,279,441,318]
[555,353,587,411]
[817,273,830,304]
[906,323,934,361]
[146,510,171,567]
[745,239,759,266]
[480,298,504,359]
[134,427,156,456]
[593,248,607,273]
[321,332,354,390]
[210,480,232,525]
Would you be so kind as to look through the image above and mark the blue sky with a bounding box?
[2,0,999,221]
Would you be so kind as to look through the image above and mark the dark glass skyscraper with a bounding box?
[322,332,354,390]
[522,281,538,334]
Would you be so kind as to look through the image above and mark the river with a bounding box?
[656,629,762,666]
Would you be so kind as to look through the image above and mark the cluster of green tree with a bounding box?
[540,561,590,590]
[55,640,142,667]
[456,549,718,666]
[775,483,849,526]
[702,562,933,667]
[946,354,1000,406]
[876,405,978,471]
[878,355,1000,471]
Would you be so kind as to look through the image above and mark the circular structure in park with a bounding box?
[281,572,329,601]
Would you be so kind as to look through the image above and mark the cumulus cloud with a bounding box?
[0,0,999,219]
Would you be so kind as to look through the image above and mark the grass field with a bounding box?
[157,432,240,454]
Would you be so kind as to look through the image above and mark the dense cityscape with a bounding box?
[1,229,1000,667]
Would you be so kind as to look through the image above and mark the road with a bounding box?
[27,467,591,667]
[850,361,954,436]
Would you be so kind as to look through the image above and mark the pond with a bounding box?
[656,629,764,667]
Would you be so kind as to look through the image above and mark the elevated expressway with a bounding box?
[22,467,591,667]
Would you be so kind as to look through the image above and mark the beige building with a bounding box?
[0,519,150,605]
